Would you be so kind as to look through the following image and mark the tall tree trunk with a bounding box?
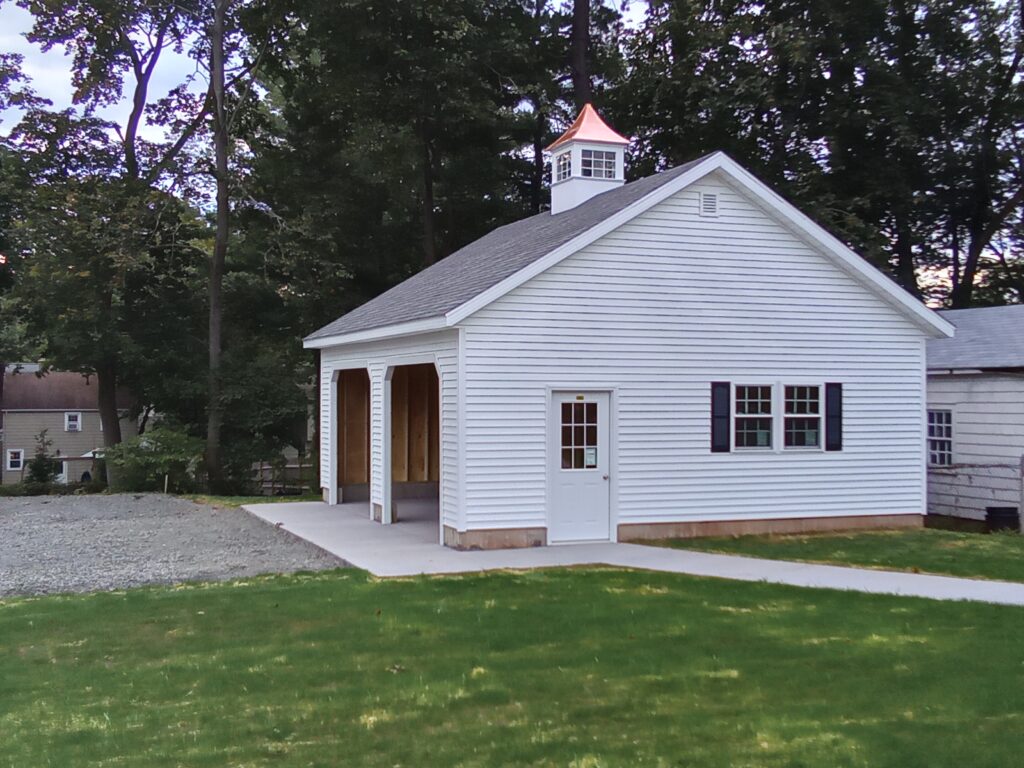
[571,0,591,109]
[96,357,123,486]
[532,104,545,213]
[421,134,436,267]
[206,0,229,491]
[893,220,921,298]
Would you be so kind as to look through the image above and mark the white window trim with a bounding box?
[782,384,824,451]
[731,381,827,453]
[732,383,775,451]
[65,411,83,432]
[5,448,24,472]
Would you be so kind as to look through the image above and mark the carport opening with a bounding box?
[337,368,371,503]
[390,363,439,526]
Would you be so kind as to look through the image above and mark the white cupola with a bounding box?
[546,104,630,215]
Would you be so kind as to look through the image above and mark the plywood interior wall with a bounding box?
[391,364,440,483]
[337,369,370,485]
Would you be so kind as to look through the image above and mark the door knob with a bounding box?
[602,474,609,480]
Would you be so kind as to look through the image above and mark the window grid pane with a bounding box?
[784,385,821,447]
[560,399,598,469]
[927,410,953,466]
[555,152,571,182]
[581,149,616,179]
[735,385,773,448]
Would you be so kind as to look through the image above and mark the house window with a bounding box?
[784,385,821,448]
[581,149,616,179]
[560,401,598,469]
[555,151,571,182]
[65,412,82,432]
[734,385,773,448]
[6,449,24,472]
[928,410,953,466]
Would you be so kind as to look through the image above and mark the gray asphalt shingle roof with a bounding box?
[928,305,1024,370]
[305,156,711,340]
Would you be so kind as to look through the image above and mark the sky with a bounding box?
[1,2,648,140]
[0,4,199,140]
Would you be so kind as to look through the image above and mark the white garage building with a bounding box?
[304,106,953,549]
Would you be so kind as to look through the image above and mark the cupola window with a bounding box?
[581,149,616,179]
[555,151,571,182]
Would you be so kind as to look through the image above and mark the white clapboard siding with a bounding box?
[319,330,459,529]
[926,373,1024,464]
[458,171,927,530]
[928,464,1022,520]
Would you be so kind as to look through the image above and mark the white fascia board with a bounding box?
[445,150,953,340]
[446,154,727,325]
[716,156,955,339]
[302,316,448,349]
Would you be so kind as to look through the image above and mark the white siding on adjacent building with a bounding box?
[458,171,928,532]
[926,373,1024,464]
[319,330,460,530]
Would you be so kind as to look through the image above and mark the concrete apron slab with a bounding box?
[244,502,1024,607]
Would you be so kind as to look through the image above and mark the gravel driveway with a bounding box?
[0,494,344,597]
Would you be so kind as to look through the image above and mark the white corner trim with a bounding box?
[715,156,954,339]
[446,154,728,326]
[303,316,448,349]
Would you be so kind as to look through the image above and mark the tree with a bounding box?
[616,0,1023,306]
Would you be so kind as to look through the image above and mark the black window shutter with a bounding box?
[711,382,731,453]
[825,383,843,451]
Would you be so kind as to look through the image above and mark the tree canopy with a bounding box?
[0,0,1021,489]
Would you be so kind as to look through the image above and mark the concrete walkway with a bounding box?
[245,501,1024,607]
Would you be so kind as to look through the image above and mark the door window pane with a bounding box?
[560,398,599,469]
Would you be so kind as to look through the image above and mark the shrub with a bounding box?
[25,430,60,485]
[105,427,205,493]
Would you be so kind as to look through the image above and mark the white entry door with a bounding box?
[549,391,611,543]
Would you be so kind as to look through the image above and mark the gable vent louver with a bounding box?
[700,192,719,217]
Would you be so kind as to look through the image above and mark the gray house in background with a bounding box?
[0,365,136,485]
[926,305,1024,525]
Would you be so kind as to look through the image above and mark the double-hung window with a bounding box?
[927,410,953,466]
[784,385,821,448]
[554,151,571,182]
[734,385,773,448]
[65,411,82,432]
[713,382,842,453]
[581,149,616,179]
[6,449,24,472]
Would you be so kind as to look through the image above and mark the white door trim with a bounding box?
[545,387,617,543]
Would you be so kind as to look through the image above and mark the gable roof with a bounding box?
[927,305,1024,370]
[305,152,953,347]
[305,157,707,342]
[1,369,134,411]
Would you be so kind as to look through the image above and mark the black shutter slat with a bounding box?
[711,382,731,453]
[825,383,843,451]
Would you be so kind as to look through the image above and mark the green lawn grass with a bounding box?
[2,569,1023,767]
[184,493,322,507]
[660,528,1024,583]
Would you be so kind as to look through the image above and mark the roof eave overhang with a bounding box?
[445,151,953,338]
[302,316,449,350]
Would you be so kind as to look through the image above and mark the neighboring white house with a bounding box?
[304,105,954,549]
[926,305,1024,524]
